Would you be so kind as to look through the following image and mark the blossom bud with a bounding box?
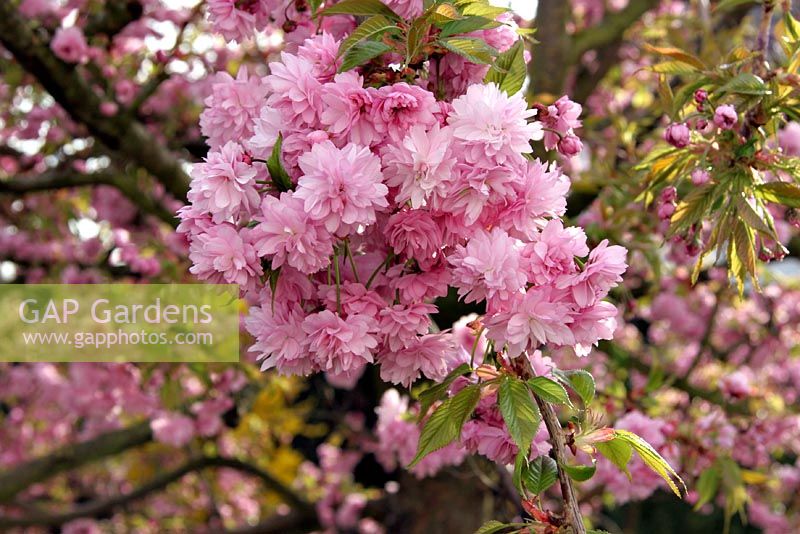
[658,202,676,220]
[660,186,678,203]
[664,123,690,148]
[691,168,711,186]
[694,89,708,103]
[557,134,583,157]
[475,365,500,381]
[713,104,738,130]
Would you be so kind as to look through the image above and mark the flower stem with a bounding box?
[333,249,342,315]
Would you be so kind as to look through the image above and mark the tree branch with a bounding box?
[571,0,660,62]
[0,456,315,529]
[0,3,190,201]
[534,396,586,534]
[0,422,153,504]
[0,169,178,227]
[598,340,750,416]
[83,1,143,38]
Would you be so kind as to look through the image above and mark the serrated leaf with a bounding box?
[694,465,721,510]
[438,36,498,64]
[735,196,777,239]
[339,40,393,72]
[513,450,527,494]
[430,2,460,24]
[339,16,400,58]
[732,220,757,294]
[716,72,771,96]
[483,39,526,95]
[524,455,558,494]
[267,133,293,192]
[474,521,529,534]
[320,0,400,18]
[755,181,800,208]
[668,183,716,238]
[596,438,633,478]
[498,376,541,455]
[439,16,500,37]
[614,429,687,498]
[528,376,572,406]
[461,2,508,18]
[409,383,480,468]
[415,363,472,422]
[406,16,431,63]
[644,44,706,70]
[554,369,595,406]
[561,460,596,481]
[647,61,701,75]
[475,521,508,534]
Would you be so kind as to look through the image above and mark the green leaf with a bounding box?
[460,2,508,18]
[694,465,722,510]
[409,383,480,467]
[755,181,800,208]
[438,37,498,64]
[475,521,509,534]
[716,73,771,96]
[339,40,393,72]
[474,521,530,534]
[483,39,526,95]
[561,460,596,482]
[339,16,400,58]
[735,196,777,239]
[415,363,473,422]
[713,0,757,13]
[554,369,595,406]
[528,376,572,406]
[524,455,558,494]
[644,44,706,70]
[406,16,431,64]
[439,16,500,37]
[668,183,716,238]
[267,133,293,192]
[732,220,758,295]
[647,61,701,75]
[614,429,687,498]
[320,0,400,18]
[512,450,528,494]
[498,376,541,455]
[596,438,633,477]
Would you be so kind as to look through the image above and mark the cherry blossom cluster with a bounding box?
[180,24,627,390]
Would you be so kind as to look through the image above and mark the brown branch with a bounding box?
[598,340,750,416]
[0,422,153,504]
[534,396,586,534]
[129,1,206,114]
[571,0,661,62]
[0,169,178,227]
[0,456,316,529]
[0,2,190,201]
[84,1,143,38]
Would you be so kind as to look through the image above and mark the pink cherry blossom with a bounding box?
[295,141,389,234]
[447,227,527,305]
[251,192,333,274]
[448,83,543,164]
[303,311,379,376]
[51,27,89,64]
[188,141,260,223]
